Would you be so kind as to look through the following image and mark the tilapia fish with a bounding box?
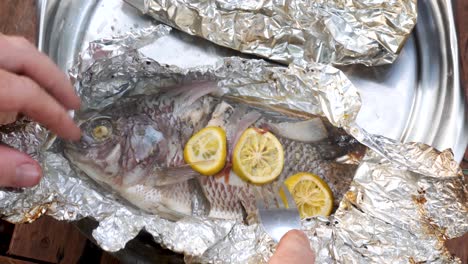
[64,82,364,221]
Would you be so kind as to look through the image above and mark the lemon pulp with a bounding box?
[284,172,334,218]
[232,128,284,184]
[184,126,227,175]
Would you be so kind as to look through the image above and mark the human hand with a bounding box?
[0,112,17,125]
[269,230,316,264]
[0,34,81,187]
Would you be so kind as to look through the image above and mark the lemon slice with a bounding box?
[232,128,284,184]
[184,126,227,176]
[284,172,334,218]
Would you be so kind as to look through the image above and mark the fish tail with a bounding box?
[318,161,358,207]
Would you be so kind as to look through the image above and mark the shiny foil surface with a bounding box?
[124,0,417,66]
[0,25,466,263]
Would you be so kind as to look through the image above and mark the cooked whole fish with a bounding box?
[64,82,364,221]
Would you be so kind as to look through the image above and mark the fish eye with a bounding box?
[84,117,113,142]
[92,125,111,140]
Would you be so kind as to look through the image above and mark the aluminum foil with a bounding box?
[124,0,417,66]
[332,150,467,263]
[0,25,466,263]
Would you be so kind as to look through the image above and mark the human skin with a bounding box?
[0,34,81,187]
[0,35,317,263]
[269,230,316,264]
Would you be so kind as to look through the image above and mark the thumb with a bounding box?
[0,112,18,125]
[269,230,316,264]
[0,145,42,187]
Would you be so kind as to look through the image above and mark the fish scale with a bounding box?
[147,96,217,168]
[201,177,246,219]
[65,84,362,221]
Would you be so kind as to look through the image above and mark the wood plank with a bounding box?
[0,0,37,44]
[0,256,37,264]
[446,232,468,264]
[456,0,468,172]
[8,216,87,264]
[457,8,468,263]
[100,252,120,264]
[457,0,468,95]
[0,220,15,254]
[458,13,468,249]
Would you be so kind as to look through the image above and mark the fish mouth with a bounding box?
[62,138,102,165]
[63,143,121,186]
[62,143,89,165]
[62,133,94,156]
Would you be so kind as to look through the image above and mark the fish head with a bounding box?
[64,112,168,186]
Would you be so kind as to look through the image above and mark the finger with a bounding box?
[0,145,42,187]
[269,230,316,264]
[0,112,18,125]
[0,69,81,140]
[0,35,80,110]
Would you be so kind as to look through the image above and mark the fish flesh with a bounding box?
[64,82,364,221]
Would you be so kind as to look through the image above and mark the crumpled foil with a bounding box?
[0,25,466,263]
[123,0,417,66]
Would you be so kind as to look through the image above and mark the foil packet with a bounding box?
[0,25,466,263]
[124,0,417,66]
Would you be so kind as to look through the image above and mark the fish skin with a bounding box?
[277,137,359,208]
[64,86,362,221]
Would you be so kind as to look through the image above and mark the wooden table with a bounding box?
[458,0,468,81]
[0,0,467,263]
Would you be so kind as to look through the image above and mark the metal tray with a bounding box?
[36,0,467,261]
[37,0,468,162]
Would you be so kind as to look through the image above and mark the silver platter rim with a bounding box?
[36,0,467,161]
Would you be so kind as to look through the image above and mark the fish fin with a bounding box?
[227,105,248,128]
[335,153,363,165]
[182,82,219,106]
[334,145,367,164]
[239,199,259,225]
[148,166,199,186]
[210,107,261,184]
[122,166,150,187]
[227,109,261,157]
[225,106,247,152]
[188,178,211,217]
[166,81,219,111]
[315,142,366,161]
[162,80,217,93]
[239,201,249,225]
[265,118,328,143]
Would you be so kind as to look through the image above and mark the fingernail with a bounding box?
[290,229,309,242]
[15,163,41,187]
